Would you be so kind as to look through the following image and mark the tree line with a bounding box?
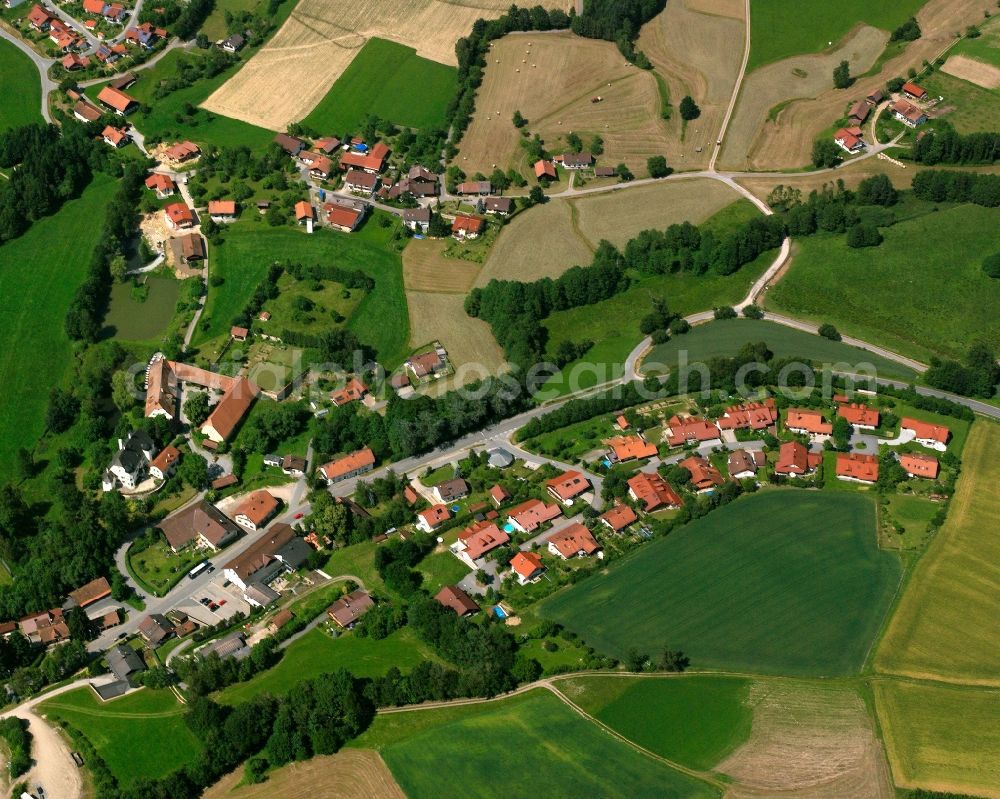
[570,0,666,68]
[912,126,1000,166]
[911,169,1000,207]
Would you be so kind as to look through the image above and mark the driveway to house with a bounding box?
[0,25,56,123]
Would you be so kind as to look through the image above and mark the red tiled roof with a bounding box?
[900,453,939,479]
[773,441,822,475]
[418,504,451,528]
[901,418,949,445]
[599,504,637,531]
[510,550,544,579]
[785,408,833,435]
[321,447,375,481]
[69,576,111,607]
[208,200,236,215]
[458,521,509,559]
[330,378,367,406]
[490,484,510,504]
[451,214,485,235]
[164,202,194,226]
[434,585,479,616]
[546,470,589,501]
[534,159,557,179]
[102,126,128,146]
[97,85,136,112]
[294,200,313,220]
[164,141,200,160]
[605,435,657,461]
[149,445,180,474]
[902,81,926,99]
[145,173,176,192]
[835,453,879,482]
[548,522,600,558]
[339,150,384,172]
[327,205,362,230]
[665,415,719,447]
[233,489,279,526]
[626,472,682,512]
[837,402,879,427]
[679,456,724,490]
[717,399,777,431]
[507,499,561,532]
[202,377,259,441]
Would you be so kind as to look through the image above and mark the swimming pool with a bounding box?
[494,606,507,619]
[503,522,515,533]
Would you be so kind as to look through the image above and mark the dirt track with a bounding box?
[22,709,83,799]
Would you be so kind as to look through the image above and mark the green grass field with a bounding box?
[0,38,42,131]
[201,0,260,40]
[540,250,774,397]
[217,627,439,705]
[876,422,1000,682]
[417,550,470,594]
[747,0,928,70]
[353,689,719,799]
[105,276,181,341]
[0,175,117,481]
[40,687,202,784]
[643,319,918,381]
[197,220,408,365]
[323,540,385,593]
[921,68,1000,135]
[539,491,901,676]
[874,680,1000,796]
[303,38,456,134]
[948,13,1000,69]
[559,675,752,771]
[769,206,1000,362]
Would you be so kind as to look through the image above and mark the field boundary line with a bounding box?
[709,0,750,171]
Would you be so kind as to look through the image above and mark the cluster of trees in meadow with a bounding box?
[924,342,1000,398]
[139,0,216,41]
[911,169,1000,206]
[570,0,666,68]
[173,637,281,695]
[911,126,1000,166]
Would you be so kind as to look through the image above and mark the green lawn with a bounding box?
[886,493,939,546]
[540,250,774,397]
[539,491,902,676]
[105,276,182,342]
[921,68,1000,135]
[518,636,593,674]
[520,414,622,461]
[416,550,470,593]
[747,0,928,70]
[948,14,1000,69]
[128,537,205,596]
[303,37,456,134]
[264,272,362,337]
[559,675,753,770]
[0,175,117,481]
[0,38,41,131]
[40,688,202,784]
[217,626,439,705]
[769,206,1000,362]
[644,319,918,381]
[196,220,409,365]
[201,0,261,40]
[353,689,720,799]
[323,540,385,593]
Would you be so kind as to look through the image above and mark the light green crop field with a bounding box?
[0,175,117,481]
[197,220,408,365]
[874,680,1000,796]
[303,38,456,134]
[40,687,202,783]
[876,422,1000,683]
[558,675,752,771]
[768,207,1000,362]
[643,319,918,381]
[217,627,439,705]
[747,0,928,70]
[353,689,720,799]
[0,38,42,131]
[539,491,901,676]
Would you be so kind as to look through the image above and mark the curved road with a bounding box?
[0,26,55,123]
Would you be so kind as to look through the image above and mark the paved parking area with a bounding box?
[177,576,252,625]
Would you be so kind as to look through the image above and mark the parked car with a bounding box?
[208,603,218,611]
[294,512,304,519]
[218,599,227,606]
[199,597,210,606]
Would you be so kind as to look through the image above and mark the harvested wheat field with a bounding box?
[941,54,1000,89]
[719,682,893,799]
[637,0,744,169]
[406,291,507,382]
[718,25,887,171]
[203,750,405,799]
[403,239,482,294]
[202,0,564,131]
[456,32,671,179]
[739,0,987,170]
[477,178,740,285]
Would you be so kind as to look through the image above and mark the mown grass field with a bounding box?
[105,276,181,342]
[40,687,202,783]
[416,550,470,593]
[874,680,1000,797]
[558,675,753,771]
[539,491,901,676]
[0,175,117,482]
[0,38,41,131]
[197,220,409,366]
[747,0,928,70]
[643,319,919,381]
[217,627,438,705]
[768,206,1000,362]
[876,422,1000,683]
[352,689,720,799]
[201,0,261,40]
[303,38,456,133]
[922,68,1000,135]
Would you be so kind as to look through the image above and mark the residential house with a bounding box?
[773,440,822,477]
[406,350,446,379]
[834,126,865,153]
[232,489,279,532]
[107,644,145,685]
[97,85,138,115]
[200,632,251,659]
[157,500,241,552]
[344,168,378,195]
[144,356,178,419]
[455,180,492,196]
[416,503,452,533]
[62,52,90,70]
[281,455,307,476]
[319,447,375,483]
[330,377,367,406]
[262,454,282,468]
[208,200,237,223]
[835,452,879,483]
[434,585,479,616]
[483,197,513,216]
[222,522,310,594]
[230,325,248,341]
[727,449,764,479]
[27,4,53,30]
[294,200,313,224]
[145,173,176,198]
[200,376,259,443]
[434,478,469,504]
[901,418,949,451]
[68,576,112,609]
[599,504,637,532]
[326,590,375,628]
[680,455,724,492]
[866,89,885,105]
[488,448,513,468]
[665,415,721,448]
[103,2,126,22]
[300,150,333,180]
[892,99,927,127]
[170,232,206,264]
[451,214,485,239]
[510,551,544,585]
[626,472,683,512]
[900,452,939,479]
[716,399,778,432]
[594,166,616,177]
[102,125,129,148]
[534,159,557,180]
[273,133,305,156]
[451,521,509,567]
[785,408,833,439]
[339,150,385,174]
[138,613,173,645]
[19,609,69,645]
[325,200,365,233]
[164,202,195,230]
[902,81,927,100]
[402,206,431,232]
[559,152,593,169]
[103,430,157,490]
[220,32,244,52]
[605,435,657,463]
[489,484,510,507]
[614,414,630,431]
[148,445,180,481]
[837,402,879,429]
[547,522,600,559]
[163,140,200,162]
[73,100,102,122]
[125,21,164,48]
[848,100,870,125]
[506,498,561,534]
[403,486,419,505]
[546,470,590,504]
[314,136,341,154]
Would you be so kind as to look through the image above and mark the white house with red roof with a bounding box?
[416,504,451,533]
[901,418,949,451]
[509,551,544,585]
